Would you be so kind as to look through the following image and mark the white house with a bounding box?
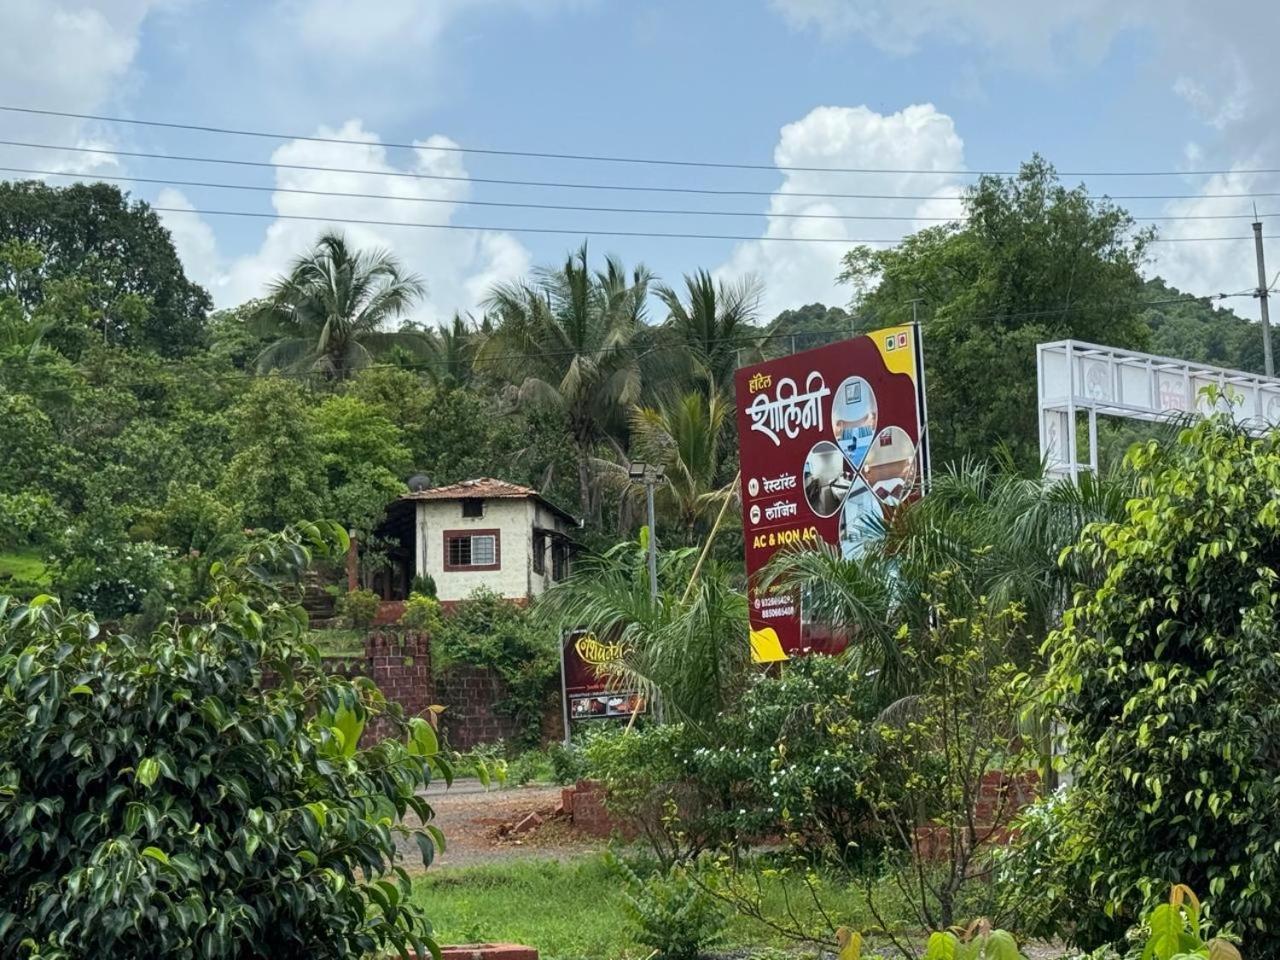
[368,478,580,606]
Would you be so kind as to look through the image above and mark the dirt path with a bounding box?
[399,780,604,870]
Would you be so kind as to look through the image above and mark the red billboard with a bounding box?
[733,325,928,661]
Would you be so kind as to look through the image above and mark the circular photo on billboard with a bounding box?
[803,440,855,517]
[831,376,878,469]
[838,484,882,560]
[862,426,918,506]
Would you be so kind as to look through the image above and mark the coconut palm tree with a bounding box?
[416,312,479,389]
[254,231,427,378]
[655,269,763,396]
[627,390,735,545]
[481,243,652,523]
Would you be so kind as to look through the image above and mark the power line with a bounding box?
[4,104,1279,178]
[4,139,1280,204]
[144,204,1280,245]
[3,166,1277,224]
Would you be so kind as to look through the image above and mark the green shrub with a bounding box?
[1038,412,1280,953]
[611,855,726,960]
[410,573,436,598]
[583,724,720,863]
[49,502,175,619]
[435,588,557,747]
[547,740,587,785]
[399,591,443,632]
[0,523,446,959]
[337,586,380,630]
[697,654,898,863]
[0,489,65,551]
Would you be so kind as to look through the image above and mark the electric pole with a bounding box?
[1253,219,1274,377]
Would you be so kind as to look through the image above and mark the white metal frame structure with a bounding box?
[1038,340,1280,481]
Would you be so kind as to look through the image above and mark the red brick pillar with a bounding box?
[364,630,433,742]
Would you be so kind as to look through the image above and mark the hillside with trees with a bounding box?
[0,158,1272,619]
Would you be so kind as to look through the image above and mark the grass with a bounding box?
[305,628,365,658]
[410,853,919,960]
[0,548,50,588]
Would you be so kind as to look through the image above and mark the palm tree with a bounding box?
[481,243,652,522]
[417,312,479,389]
[766,459,1133,698]
[538,538,750,731]
[627,391,735,544]
[254,231,427,378]
[655,270,763,396]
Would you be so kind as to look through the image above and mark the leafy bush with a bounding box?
[697,654,898,863]
[435,588,558,747]
[583,724,725,863]
[1038,413,1280,952]
[49,501,175,619]
[337,586,380,630]
[611,855,727,960]
[547,740,588,785]
[0,523,447,959]
[399,591,443,632]
[0,489,65,550]
[1136,885,1240,960]
[410,573,437,598]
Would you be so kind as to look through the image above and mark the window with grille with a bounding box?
[444,531,499,569]
[461,498,484,518]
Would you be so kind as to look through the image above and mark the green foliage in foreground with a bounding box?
[1028,410,1280,954]
[410,854,916,960]
[0,523,447,959]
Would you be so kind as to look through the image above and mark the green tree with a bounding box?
[540,539,749,730]
[219,377,325,530]
[839,156,1152,467]
[312,394,411,536]
[628,391,736,545]
[0,523,447,958]
[482,243,651,522]
[255,231,427,378]
[1034,411,1280,954]
[765,302,852,354]
[0,181,211,356]
[655,270,761,395]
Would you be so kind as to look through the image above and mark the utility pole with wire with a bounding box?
[1253,216,1274,377]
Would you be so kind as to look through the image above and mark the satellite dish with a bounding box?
[407,473,431,492]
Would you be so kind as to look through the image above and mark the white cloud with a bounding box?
[768,0,1133,67]
[0,1,162,174]
[716,104,965,318]
[768,0,1280,321]
[159,121,533,322]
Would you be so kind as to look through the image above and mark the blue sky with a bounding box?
[3,0,1277,321]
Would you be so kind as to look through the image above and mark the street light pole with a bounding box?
[645,476,658,603]
[628,462,666,603]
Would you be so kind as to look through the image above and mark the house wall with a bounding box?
[528,501,576,597]
[415,498,533,602]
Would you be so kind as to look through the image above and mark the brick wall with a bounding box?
[913,770,1039,859]
[433,663,527,751]
[363,630,433,743]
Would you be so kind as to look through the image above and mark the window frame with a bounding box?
[442,529,502,572]
[532,531,546,575]
[461,498,485,518]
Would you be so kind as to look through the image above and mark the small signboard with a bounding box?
[560,629,646,739]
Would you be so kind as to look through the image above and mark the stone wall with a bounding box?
[363,630,432,743]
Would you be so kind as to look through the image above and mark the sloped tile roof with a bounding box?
[400,478,579,524]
